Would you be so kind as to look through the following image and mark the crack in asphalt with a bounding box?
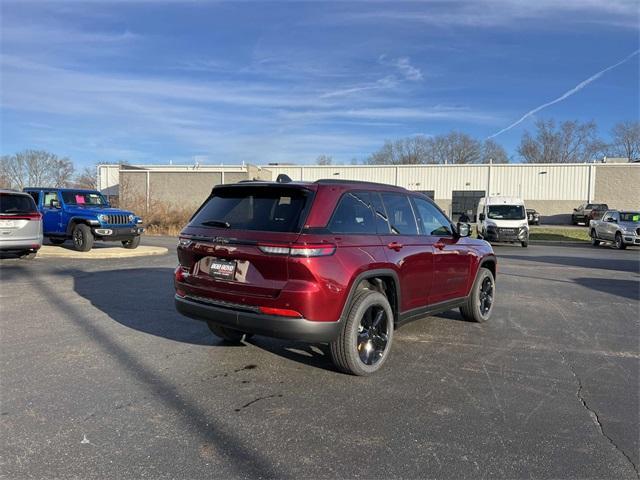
[559,351,639,479]
[235,394,283,412]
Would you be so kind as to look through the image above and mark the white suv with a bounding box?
[0,190,43,259]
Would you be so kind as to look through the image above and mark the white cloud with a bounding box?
[394,57,423,81]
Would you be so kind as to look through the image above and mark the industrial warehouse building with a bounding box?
[97,162,639,224]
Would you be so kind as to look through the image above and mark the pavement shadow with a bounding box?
[69,267,341,372]
[572,277,640,301]
[70,267,214,346]
[500,254,639,273]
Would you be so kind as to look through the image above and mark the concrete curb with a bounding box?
[37,245,168,259]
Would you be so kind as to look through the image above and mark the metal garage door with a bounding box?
[451,190,485,222]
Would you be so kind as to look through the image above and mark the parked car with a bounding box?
[174,178,497,376]
[526,208,540,225]
[0,189,43,259]
[589,210,640,249]
[572,203,608,225]
[23,188,144,252]
[476,196,529,247]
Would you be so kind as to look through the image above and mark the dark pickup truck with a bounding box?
[571,203,608,225]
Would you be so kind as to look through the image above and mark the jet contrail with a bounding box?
[488,49,640,139]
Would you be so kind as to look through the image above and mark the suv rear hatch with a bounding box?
[0,193,41,242]
[178,184,315,299]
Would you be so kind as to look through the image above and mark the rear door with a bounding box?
[180,185,313,299]
[377,192,433,313]
[412,196,472,304]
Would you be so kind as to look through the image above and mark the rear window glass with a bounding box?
[191,187,311,233]
[0,193,37,214]
[328,192,376,234]
[586,204,607,209]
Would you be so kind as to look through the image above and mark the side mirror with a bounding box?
[479,213,485,221]
[457,222,471,237]
[49,199,61,209]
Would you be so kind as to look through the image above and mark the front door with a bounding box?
[42,191,62,235]
[412,197,472,304]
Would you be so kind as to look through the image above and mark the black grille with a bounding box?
[106,214,130,225]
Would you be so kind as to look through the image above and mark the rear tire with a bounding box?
[521,241,528,248]
[206,322,253,343]
[590,229,600,246]
[72,224,94,252]
[122,236,141,249]
[615,232,626,250]
[460,267,495,323]
[330,290,394,376]
[49,238,65,245]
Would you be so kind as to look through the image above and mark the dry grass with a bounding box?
[120,193,192,237]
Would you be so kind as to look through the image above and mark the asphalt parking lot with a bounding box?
[1,238,638,479]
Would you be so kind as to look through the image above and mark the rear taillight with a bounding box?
[258,243,336,257]
[258,306,302,318]
[174,265,188,282]
[0,212,42,220]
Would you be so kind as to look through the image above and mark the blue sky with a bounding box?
[1,0,638,167]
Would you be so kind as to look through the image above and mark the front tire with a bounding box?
[206,322,253,343]
[591,229,600,246]
[460,267,495,323]
[615,233,626,250]
[521,241,528,248]
[72,224,94,252]
[330,290,394,376]
[122,236,141,249]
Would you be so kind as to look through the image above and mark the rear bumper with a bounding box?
[0,236,42,251]
[175,295,341,343]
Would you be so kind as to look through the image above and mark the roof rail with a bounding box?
[313,178,400,188]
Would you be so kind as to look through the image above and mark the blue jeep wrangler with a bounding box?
[23,188,144,252]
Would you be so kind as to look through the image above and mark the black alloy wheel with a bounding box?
[357,304,390,367]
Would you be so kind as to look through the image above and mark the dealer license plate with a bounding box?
[209,258,237,280]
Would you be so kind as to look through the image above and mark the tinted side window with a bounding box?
[381,193,418,235]
[412,197,452,236]
[28,191,40,205]
[328,192,376,234]
[370,192,390,234]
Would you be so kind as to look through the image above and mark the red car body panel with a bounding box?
[175,181,496,341]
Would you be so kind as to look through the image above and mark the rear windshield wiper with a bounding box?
[201,220,231,228]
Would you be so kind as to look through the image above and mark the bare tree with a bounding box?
[0,150,76,189]
[315,155,333,165]
[366,136,432,165]
[610,121,640,161]
[430,132,482,164]
[481,139,509,164]
[518,119,606,163]
[75,166,98,189]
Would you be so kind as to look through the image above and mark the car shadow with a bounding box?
[67,267,342,371]
[499,254,640,273]
[572,277,640,301]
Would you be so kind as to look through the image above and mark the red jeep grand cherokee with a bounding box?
[175,178,496,375]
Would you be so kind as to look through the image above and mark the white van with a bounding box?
[477,196,529,248]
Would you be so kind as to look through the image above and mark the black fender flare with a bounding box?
[338,268,401,324]
[66,217,99,236]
